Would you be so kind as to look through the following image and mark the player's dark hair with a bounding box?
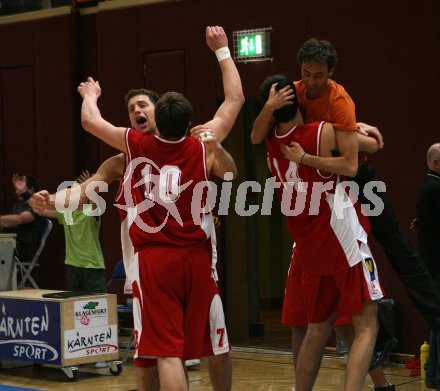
[296,38,338,70]
[259,74,298,123]
[125,88,159,106]
[25,175,40,192]
[155,92,193,138]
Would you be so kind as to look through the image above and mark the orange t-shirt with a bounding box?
[294,79,357,132]
[295,79,366,165]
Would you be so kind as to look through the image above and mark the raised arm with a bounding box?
[78,77,127,153]
[190,26,244,143]
[30,154,125,213]
[0,174,42,225]
[250,83,295,144]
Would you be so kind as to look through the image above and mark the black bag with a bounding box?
[370,298,398,369]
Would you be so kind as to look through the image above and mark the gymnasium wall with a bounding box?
[0,0,438,354]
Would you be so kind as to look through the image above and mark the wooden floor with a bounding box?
[0,348,427,390]
[0,309,427,390]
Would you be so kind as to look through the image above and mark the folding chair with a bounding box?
[0,241,16,291]
[107,259,135,363]
[15,218,52,289]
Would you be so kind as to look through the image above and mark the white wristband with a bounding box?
[215,47,231,62]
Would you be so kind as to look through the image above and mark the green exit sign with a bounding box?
[233,28,272,62]
[239,33,263,56]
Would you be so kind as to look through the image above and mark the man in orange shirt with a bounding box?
[289,38,440,333]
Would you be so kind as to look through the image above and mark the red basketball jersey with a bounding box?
[265,121,371,276]
[124,128,212,251]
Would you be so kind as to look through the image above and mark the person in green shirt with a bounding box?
[32,170,106,292]
[56,205,106,292]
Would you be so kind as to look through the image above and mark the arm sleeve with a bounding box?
[329,94,357,131]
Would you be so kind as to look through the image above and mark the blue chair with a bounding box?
[0,240,16,291]
[15,218,52,289]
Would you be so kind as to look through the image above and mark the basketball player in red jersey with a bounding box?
[119,92,234,389]
[75,26,243,391]
[32,25,242,391]
[251,74,383,391]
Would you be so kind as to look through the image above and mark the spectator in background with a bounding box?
[0,174,44,260]
[28,170,106,293]
[415,143,440,390]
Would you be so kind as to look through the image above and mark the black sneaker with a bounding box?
[374,384,396,391]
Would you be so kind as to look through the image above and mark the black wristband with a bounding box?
[21,191,31,201]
